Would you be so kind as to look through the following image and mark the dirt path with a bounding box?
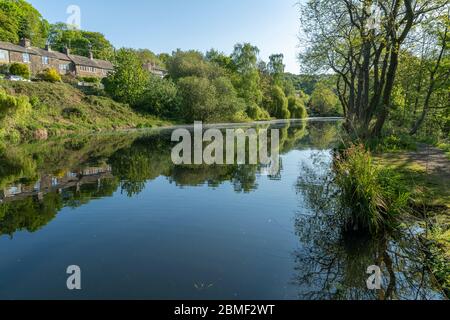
[400,144,450,178]
[375,144,450,209]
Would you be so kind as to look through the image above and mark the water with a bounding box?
[0,120,445,300]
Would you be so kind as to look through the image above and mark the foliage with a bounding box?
[166,50,223,80]
[246,103,271,121]
[300,0,448,137]
[309,82,340,116]
[136,49,165,68]
[0,0,49,47]
[176,76,244,122]
[38,68,62,83]
[9,62,30,79]
[334,144,410,233]
[288,95,308,119]
[48,22,114,60]
[136,75,179,118]
[264,85,290,119]
[104,48,150,106]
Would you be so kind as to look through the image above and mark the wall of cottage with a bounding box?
[8,51,74,76]
[75,65,108,78]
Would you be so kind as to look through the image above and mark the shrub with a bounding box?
[309,82,341,116]
[176,76,245,123]
[38,68,62,83]
[246,103,271,120]
[265,85,290,119]
[62,107,86,120]
[137,75,179,118]
[104,48,150,106]
[0,64,9,75]
[334,144,410,233]
[177,76,218,122]
[288,95,308,119]
[9,63,30,79]
[80,76,100,84]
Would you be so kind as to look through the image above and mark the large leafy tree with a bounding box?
[300,0,448,138]
[48,23,114,60]
[104,49,150,106]
[268,54,285,85]
[231,43,263,106]
[0,0,49,46]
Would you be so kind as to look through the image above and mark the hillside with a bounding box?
[0,80,170,142]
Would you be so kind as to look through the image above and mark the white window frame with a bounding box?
[0,49,8,62]
[42,56,49,65]
[22,53,30,63]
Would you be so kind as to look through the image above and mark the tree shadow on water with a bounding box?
[293,152,446,300]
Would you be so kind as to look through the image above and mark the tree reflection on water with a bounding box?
[294,152,445,300]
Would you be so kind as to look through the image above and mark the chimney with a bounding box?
[64,46,70,55]
[20,38,31,48]
[89,50,94,60]
[45,43,52,52]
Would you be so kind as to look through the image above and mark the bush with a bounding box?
[176,76,245,123]
[309,82,341,116]
[177,76,218,122]
[38,68,62,83]
[104,48,150,106]
[9,63,30,79]
[246,103,271,120]
[0,64,9,75]
[365,134,418,153]
[288,95,308,119]
[265,85,290,119]
[80,77,100,84]
[137,75,179,118]
[334,144,410,233]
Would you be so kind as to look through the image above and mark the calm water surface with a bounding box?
[0,120,445,299]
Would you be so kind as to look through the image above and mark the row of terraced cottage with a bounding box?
[0,38,167,79]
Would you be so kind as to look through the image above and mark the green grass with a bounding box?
[437,142,450,160]
[334,144,411,233]
[0,80,171,142]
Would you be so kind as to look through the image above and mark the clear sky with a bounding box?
[27,0,302,73]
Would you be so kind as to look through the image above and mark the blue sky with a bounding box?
[28,0,302,73]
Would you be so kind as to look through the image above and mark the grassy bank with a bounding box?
[0,80,170,143]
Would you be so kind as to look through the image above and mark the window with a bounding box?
[59,64,69,71]
[42,56,49,65]
[22,53,30,63]
[0,49,8,62]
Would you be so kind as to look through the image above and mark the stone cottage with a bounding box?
[0,38,113,78]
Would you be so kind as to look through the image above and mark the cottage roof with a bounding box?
[31,47,71,61]
[0,41,31,54]
[69,54,113,70]
[0,41,113,70]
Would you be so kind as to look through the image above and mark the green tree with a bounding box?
[300,0,447,137]
[309,82,340,116]
[48,23,114,60]
[136,49,164,67]
[176,76,218,122]
[231,43,263,106]
[265,85,290,119]
[268,54,285,85]
[288,95,308,119]
[0,0,49,47]
[104,49,150,106]
[137,75,179,118]
[166,50,223,80]
[205,49,236,73]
